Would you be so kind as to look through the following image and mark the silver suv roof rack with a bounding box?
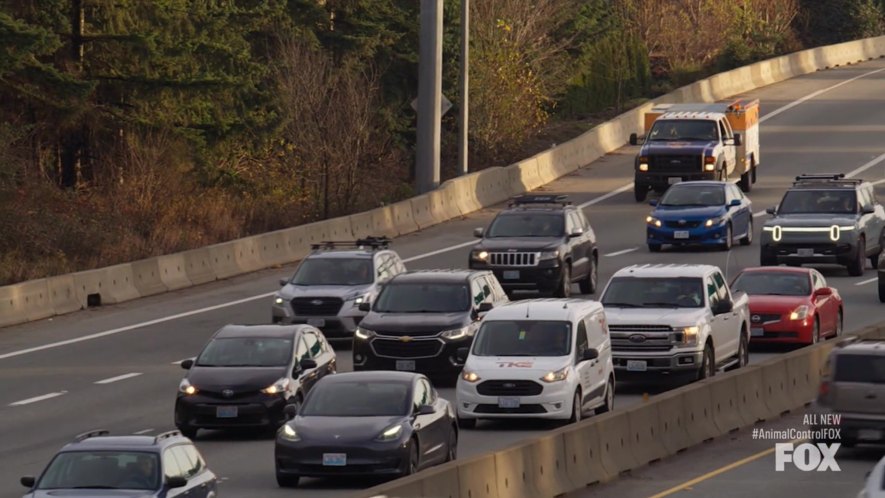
[310,236,391,251]
[73,430,110,442]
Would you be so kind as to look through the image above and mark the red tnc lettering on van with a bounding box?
[496,361,533,368]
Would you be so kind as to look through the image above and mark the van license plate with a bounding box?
[216,406,238,418]
[751,327,765,337]
[498,397,520,408]
[323,453,347,466]
[858,429,882,441]
[395,360,415,371]
[668,177,682,185]
[503,271,520,280]
[626,360,647,372]
[797,248,813,257]
[307,318,325,327]
[674,231,690,239]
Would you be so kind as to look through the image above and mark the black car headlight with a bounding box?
[470,250,489,263]
[375,423,404,442]
[279,424,301,441]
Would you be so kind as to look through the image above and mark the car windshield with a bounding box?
[777,190,858,215]
[834,354,885,383]
[289,258,373,286]
[731,272,810,296]
[196,337,292,367]
[301,381,410,416]
[486,213,564,237]
[660,185,725,207]
[472,320,571,357]
[373,282,470,313]
[648,119,718,141]
[602,277,705,308]
[37,451,160,490]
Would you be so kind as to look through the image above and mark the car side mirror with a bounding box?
[180,359,194,370]
[358,302,371,312]
[729,199,741,207]
[862,206,876,215]
[416,405,435,416]
[456,347,470,362]
[478,302,494,313]
[765,207,776,215]
[166,476,187,489]
[569,228,584,238]
[582,348,599,361]
[733,133,742,146]
[284,405,298,419]
[299,358,317,370]
[473,227,484,238]
[629,133,639,146]
[648,199,658,207]
[20,476,35,488]
[279,278,288,286]
[814,287,833,297]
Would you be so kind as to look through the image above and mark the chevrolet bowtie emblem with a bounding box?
[400,336,413,342]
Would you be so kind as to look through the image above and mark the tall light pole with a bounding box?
[415,0,444,193]
[457,0,469,176]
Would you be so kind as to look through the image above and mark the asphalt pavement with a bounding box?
[2,59,885,498]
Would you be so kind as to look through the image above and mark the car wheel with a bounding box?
[722,223,733,251]
[569,389,583,423]
[579,254,598,294]
[405,440,419,476]
[648,243,662,253]
[696,343,714,380]
[446,428,458,462]
[871,232,884,269]
[847,237,866,276]
[834,310,843,338]
[811,317,820,345]
[879,273,885,303]
[634,186,648,202]
[740,170,752,192]
[276,469,300,488]
[727,333,749,371]
[458,416,476,429]
[596,376,615,414]
[555,264,572,298]
[740,218,753,246]
[751,162,757,183]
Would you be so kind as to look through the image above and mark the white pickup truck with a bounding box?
[599,264,751,382]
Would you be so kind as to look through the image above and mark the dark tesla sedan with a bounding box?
[175,324,336,438]
[274,371,457,487]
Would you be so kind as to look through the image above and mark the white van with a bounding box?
[455,298,615,428]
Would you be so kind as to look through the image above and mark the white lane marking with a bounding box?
[872,179,885,186]
[846,152,885,178]
[605,247,640,257]
[759,66,885,123]
[95,372,142,384]
[133,428,154,435]
[1,66,882,362]
[171,358,193,365]
[855,277,878,286]
[9,391,67,406]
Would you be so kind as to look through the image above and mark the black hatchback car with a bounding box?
[21,430,217,498]
[469,194,599,297]
[274,371,456,487]
[175,324,336,438]
[352,270,509,379]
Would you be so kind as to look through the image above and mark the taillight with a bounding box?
[817,380,830,403]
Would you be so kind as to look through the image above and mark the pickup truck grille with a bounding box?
[609,325,673,333]
[489,252,539,267]
[649,155,702,172]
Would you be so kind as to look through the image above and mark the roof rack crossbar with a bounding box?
[310,236,391,251]
[793,173,862,185]
[73,429,110,442]
[154,430,182,442]
[508,194,571,207]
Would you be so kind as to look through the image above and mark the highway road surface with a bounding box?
[2,58,885,498]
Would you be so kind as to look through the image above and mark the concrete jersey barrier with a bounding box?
[357,322,885,498]
[2,35,885,328]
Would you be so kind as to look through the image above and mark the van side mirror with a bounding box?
[456,347,470,362]
[473,227,484,238]
[20,476,35,488]
[180,359,194,370]
[582,348,599,361]
[284,405,298,419]
[358,302,371,312]
[629,133,639,146]
[167,476,187,488]
[765,207,776,215]
[733,133,742,146]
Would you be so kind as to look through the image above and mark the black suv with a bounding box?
[352,270,509,379]
[468,194,599,297]
[21,430,217,497]
[760,174,885,276]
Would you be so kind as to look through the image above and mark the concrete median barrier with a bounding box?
[493,442,541,498]
[732,366,772,426]
[72,265,141,306]
[783,346,829,409]
[0,279,52,327]
[562,418,610,488]
[182,248,216,286]
[513,158,542,192]
[410,193,441,230]
[156,254,192,291]
[130,258,168,298]
[625,401,668,466]
[595,410,640,476]
[349,207,398,239]
[207,242,242,280]
[46,274,81,316]
[456,453,498,498]
[759,360,794,418]
[707,374,746,435]
[389,199,420,235]
[525,432,571,498]
[679,381,718,446]
[253,231,290,268]
[653,389,693,455]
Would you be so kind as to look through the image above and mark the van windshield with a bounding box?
[472,320,571,357]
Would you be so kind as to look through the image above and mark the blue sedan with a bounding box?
[645,181,753,252]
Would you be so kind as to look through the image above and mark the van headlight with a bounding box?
[440,326,472,341]
[355,327,376,340]
[279,424,300,441]
[461,369,481,382]
[540,366,569,383]
[681,326,699,346]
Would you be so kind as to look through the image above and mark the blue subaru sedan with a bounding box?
[645,181,753,252]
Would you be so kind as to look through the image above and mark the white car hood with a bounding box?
[603,307,706,327]
[466,355,568,378]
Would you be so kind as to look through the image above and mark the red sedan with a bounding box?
[730,267,843,345]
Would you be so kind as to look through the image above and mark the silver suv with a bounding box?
[272,237,406,340]
[879,251,885,302]
[814,339,885,448]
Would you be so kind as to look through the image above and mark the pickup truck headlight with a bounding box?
[539,250,559,260]
[355,327,376,340]
[638,157,649,171]
[704,217,725,227]
[540,366,569,383]
[440,326,472,341]
[680,326,699,346]
[646,216,662,228]
[471,250,489,263]
[704,156,716,171]
[789,305,810,321]
[830,225,855,241]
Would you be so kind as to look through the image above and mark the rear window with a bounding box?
[834,354,885,384]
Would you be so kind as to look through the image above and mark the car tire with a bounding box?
[403,439,419,476]
[847,237,866,277]
[276,469,300,488]
[635,185,648,202]
[879,273,885,303]
[872,233,884,269]
[740,170,752,192]
[446,427,458,462]
[722,223,733,251]
[568,389,583,423]
[579,253,598,294]
[596,376,615,414]
[834,309,843,338]
[648,243,662,253]
[727,333,749,371]
[458,416,476,429]
[696,343,715,381]
[554,264,572,298]
[740,218,753,246]
[811,317,820,345]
